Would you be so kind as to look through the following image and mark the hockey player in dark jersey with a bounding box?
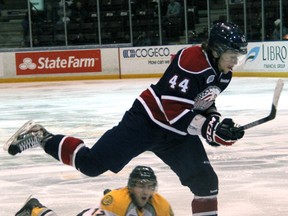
[5,22,247,215]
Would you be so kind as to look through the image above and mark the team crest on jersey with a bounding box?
[207,75,215,84]
[194,86,221,111]
[102,195,113,206]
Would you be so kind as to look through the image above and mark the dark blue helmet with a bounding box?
[208,22,247,55]
[128,166,157,188]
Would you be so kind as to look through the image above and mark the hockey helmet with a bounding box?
[128,166,157,188]
[208,22,247,56]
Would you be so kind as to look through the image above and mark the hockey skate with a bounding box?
[4,120,52,156]
[15,195,45,216]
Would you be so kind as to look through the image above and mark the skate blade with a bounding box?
[3,120,35,151]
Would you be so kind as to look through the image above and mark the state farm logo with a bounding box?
[19,58,37,70]
[16,50,102,75]
[18,56,96,70]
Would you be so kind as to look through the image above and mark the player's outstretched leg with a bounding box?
[4,121,107,177]
[15,195,56,216]
[4,120,53,156]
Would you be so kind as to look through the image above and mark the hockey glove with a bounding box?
[201,116,245,146]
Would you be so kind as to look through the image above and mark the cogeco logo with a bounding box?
[123,47,170,58]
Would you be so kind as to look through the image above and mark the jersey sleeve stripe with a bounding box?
[169,109,190,124]
[137,96,187,135]
[161,95,195,105]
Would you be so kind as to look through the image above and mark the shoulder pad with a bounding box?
[179,46,211,73]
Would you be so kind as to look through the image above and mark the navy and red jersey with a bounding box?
[137,45,232,135]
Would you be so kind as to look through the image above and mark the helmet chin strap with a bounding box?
[206,49,221,72]
[211,50,222,71]
[212,50,220,58]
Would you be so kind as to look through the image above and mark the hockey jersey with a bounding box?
[80,187,174,216]
[137,45,232,135]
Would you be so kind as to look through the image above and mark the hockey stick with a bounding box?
[233,79,284,132]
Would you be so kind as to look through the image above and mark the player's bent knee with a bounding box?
[186,169,219,196]
[76,162,107,177]
[75,148,107,177]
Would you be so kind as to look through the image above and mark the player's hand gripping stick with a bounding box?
[201,116,244,146]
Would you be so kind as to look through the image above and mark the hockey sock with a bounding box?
[44,135,84,167]
[192,195,217,216]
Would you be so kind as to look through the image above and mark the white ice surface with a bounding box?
[0,77,287,215]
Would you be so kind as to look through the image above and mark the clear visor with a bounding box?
[221,50,247,66]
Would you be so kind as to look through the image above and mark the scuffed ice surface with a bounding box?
[0,78,287,215]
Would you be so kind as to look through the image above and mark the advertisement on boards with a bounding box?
[15,49,102,75]
[235,41,288,72]
[120,45,192,75]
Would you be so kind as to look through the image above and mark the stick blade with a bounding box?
[273,79,284,108]
[269,79,284,120]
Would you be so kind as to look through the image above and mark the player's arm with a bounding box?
[188,114,244,146]
[160,89,244,146]
[194,103,221,118]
